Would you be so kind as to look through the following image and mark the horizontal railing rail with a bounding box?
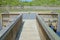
[36,15,60,40]
[38,13,58,15]
[0,14,22,40]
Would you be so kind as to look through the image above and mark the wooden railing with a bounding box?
[36,15,60,40]
[0,14,22,40]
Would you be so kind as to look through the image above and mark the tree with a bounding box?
[0,0,2,6]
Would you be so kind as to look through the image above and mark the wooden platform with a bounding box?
[17,19,41,40]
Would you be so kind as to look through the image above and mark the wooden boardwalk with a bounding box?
[16,19,41,40]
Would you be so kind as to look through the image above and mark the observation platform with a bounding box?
[16,20,41,40]
[0,12,60,40]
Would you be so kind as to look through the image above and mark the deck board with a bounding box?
[18,19,41,40]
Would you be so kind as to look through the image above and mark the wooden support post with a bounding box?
[57,14,60,32]
[0,14,2,30]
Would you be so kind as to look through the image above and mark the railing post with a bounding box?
[0,14,2,30]
[57,13,60,32]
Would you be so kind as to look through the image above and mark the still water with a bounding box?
[23,13,36,19]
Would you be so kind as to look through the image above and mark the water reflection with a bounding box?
[23,13,36,19]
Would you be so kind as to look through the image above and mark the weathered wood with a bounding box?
[36,15,60,40]
[0,14,22,40]
[36,16,50,40]
[0,14,2,30]
[57,14,60,32]
[19,20,41,40]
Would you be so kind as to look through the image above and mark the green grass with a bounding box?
[1,0,60,6]
[55,10,60,13]
[1,0,60,13]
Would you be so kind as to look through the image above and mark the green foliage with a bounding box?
[0,0,60,6]
[0,0,2,6]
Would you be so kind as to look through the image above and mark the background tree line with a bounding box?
[0,0,60,6]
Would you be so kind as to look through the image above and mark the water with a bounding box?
[23,13,36,19]
[21,0,32,2]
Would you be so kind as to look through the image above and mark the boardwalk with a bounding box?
[16,20,41,40]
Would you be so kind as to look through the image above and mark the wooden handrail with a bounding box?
[38,13,58,15]
[36,15,60,40]
[0,14,22,40]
